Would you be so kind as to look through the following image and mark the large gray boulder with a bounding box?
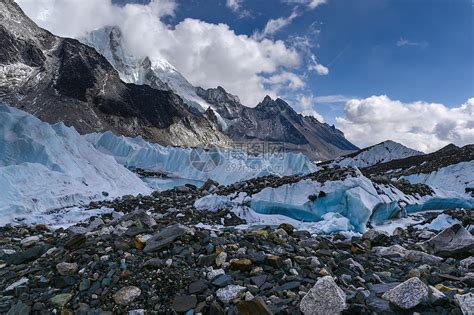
[299,276,347,315]
[418,224,474,258]
[382,277,429,309]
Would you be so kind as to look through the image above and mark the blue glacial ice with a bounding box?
[0,105,151,225]
[195,168,474,234]
[86,131,319,185]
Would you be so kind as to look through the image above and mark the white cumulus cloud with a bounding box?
[226,0,242,11]
[336,95,474,152]
[16,0,304,106]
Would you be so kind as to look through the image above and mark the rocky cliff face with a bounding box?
[0,0,229,148]
[197,87,359,160]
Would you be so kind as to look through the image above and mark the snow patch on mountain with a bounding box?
[0,104,151,225]
[81,27,212,113]
[85,131,319,185]
[330,140,423,168]
[402,160,474,195]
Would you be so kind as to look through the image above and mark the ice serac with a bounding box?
[194,166,474,234]
[86,131,319,185]
[0,104,151,225]
[328,140,424,168]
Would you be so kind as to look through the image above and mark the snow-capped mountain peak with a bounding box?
[81,26,212,113]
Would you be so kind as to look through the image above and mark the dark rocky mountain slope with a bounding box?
[0,0,228,148]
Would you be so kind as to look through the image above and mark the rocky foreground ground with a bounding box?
[0,183,473,315]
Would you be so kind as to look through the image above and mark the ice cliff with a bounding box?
[85,131,319,185]
[0,105,151,225]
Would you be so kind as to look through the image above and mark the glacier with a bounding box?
[402,160,474,195]
[85,131,319,185]
[0,105,151,226]
[194,168,474,234]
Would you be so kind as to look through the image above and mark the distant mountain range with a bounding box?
[0,0,357,160]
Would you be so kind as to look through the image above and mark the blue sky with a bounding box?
[114,0,473,125]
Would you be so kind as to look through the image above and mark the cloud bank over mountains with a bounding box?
[16,0,316,107]
[337,96,474,152]
[15,0,473,151]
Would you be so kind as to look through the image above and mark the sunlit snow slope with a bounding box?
[0,105,151,224]
[329,140,423,168]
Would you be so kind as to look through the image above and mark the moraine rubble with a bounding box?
[0,180,473,314]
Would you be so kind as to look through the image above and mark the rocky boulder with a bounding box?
[299,276,347,315]
[418,224,474,258]
[382,277,429,309]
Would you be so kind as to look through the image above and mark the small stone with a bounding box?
[454,292,474,315]
[215,252,227,267]
[265,255,283,268]
[250,275,267,288]
[253,229,269,238]
[460,256,474,269]
[64,234,86,251]
[216,285,246,303]
[299,276,347,315]
[362,229,389,246]
[231,259,252,272]
[144,224,188,252]
[278,223,294,235]
[50,293,73,307]
[429,286,446,304]
[21,236,40,247]
[4,277,29,292]
[189,280,207,294]
[236,297,272,315]
[212,274,232,288]
[382,277,429,309]
[56,262,78,276]
[113,286,142,305]
[172,295,197,313]
[207,268,225,280]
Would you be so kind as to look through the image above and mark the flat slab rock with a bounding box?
[144,224,189,252]
[299,276,347,315]
[419,224,474,258]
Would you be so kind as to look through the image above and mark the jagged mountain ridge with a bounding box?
[81,27,358,160]
[0,0,229,148]
[197,87,359,160]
